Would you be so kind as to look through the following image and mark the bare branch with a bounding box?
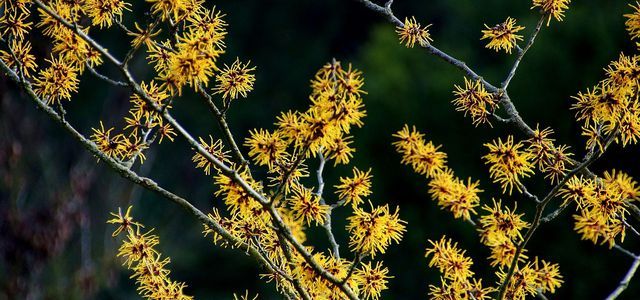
[606,254,640,300]
[85,63,128,87]
[502,16,546,89]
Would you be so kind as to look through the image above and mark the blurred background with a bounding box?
[1,0,640,299]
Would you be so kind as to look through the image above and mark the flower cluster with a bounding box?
[346,203,406,257]
[559,172,640,248]
[335,167,373,208]
[425,236,562,300]
[199,62,404,299]
[483,136,535,195]
[481,17,525,54]
[394,125,482,221]
[524,126,573,184]
[478,199,529,267]
[425,237,494,300]
[496,258,563,299]
[452,78,499,126]
[572,53,640,149]
[108,207,192,300]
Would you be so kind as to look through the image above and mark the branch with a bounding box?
[502,16,545,89]
[541,201,571,223]
[0,57,274,272]
[85,63,128,87]
[196,85,249,166]
[341,253,363,284]
[355,0,495,91]
[614,245,638,260]
[316,151,341,258]
[606,252,640,300]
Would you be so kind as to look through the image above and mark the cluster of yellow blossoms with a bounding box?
[4,0,640,298]
[560,171,640,248]
[0,0,409,298]
[452,78,499,127]
[393,125,480,221]
[201,61,405,299]
[390,1,640,299]
[108,207,192,299]
[393,126,563,299]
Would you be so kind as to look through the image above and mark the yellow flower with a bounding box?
[117,227,160,267]
[425,236,474,282]
[244,129,289,168]
[276,110,305,141]
[37,0,82,38]
[91,121,126,159]
[481,17,525,54]
[452,78,499,126]
[157,123,177,143]
[478,199,529,245]
[0,39,37,78]
[393,126,447,178]
[192,136,231,175]
[128,22,162,48]
[214,58,257,101]
[396,16,433,48]
[52,29,104,70]
[496,261,544,299]
[214,171,265,219]
[354,261,391,300]
[33,55,80,105]
[84,0,130,28]
[428,169,482,220]
[532,0,571,25]
[0,10,32,41]
[558,176,594,208]
[131,80,170,119]
[483,136,535,194]
[532,258,563,294]
[161,47,216,95]
[335,167,372,208]
[323,134,355,165]
[347,203,406,257]
[625,2,640,40]
[603,169,640,201]
[486,238,527,268]
[289,186,329,226]
[121,134,148,163]
[107,206,142,236]
[147,0,187,22]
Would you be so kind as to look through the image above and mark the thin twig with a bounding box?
[316,151,341,258]
[614,244,638,259]
[605,253,640,300]
[196,85,248,166]
[622,218,640,238]
[341,253,363,284]
[502,16,545,89]
[85,63,128,87]
[541,201,571,223]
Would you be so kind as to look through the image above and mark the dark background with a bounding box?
[1,0,640,299]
